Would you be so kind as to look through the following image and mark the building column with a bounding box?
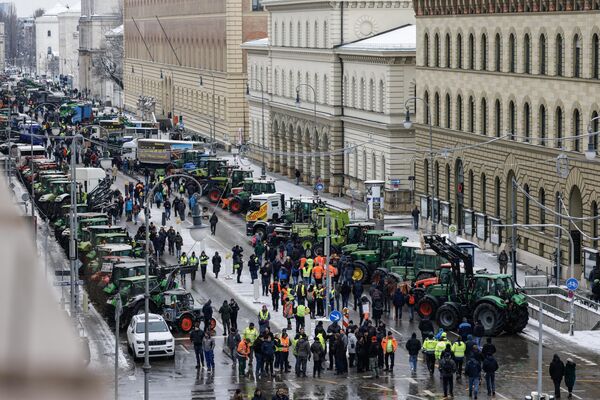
[302,136,311,184]
[287,135,295,177]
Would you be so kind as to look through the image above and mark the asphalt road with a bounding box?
[34,169,600,400]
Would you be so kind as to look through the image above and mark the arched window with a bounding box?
[481,33,488,70]
[524,34,531,73]
[359,77,365,109]
[539,188,546,230]
[494,33,501,71]
[573,109,581,151]
[524,103,531,142]
[445,94,451,128]
[469,170,474,209]
[539,35,547,75]
[434,92,440,126]
[457,95,463,130]
[573,34,582,78]
[556,34,564,76]
[524,184,530,224]
[592,110,599,154]
[314,21,318,48]
[445,34,451,68]
[378,80,384,112]
[368,79,374,111]
[509,34,516,73]
[434,33,440,67]
[424,33,430,66]
[593,34,599,79]
[495,99,502,137]
[555,107,563,148]
[481,173,487,213]
[495,177,501,217]
[457,34,463,68]
[323,74,329,104]
[305,21,310,47]
[424,91,430,124]
[468,96,475,133]
[539,105,547,146]
[509,101,516,140]
[481,98,488,135]
[446,165,451,200]
[323,21,328,48]
[468,34,475,69]
[593,201,599,248]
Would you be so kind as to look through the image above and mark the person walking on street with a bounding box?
[498,249,509,274]
[452,336,467,378]
[411,206,420,230]
[565,358,576,398]
[219,300,232,336]
[482,337,496,357]
[203,331,216,373]
[237,338,251,376]
[418,316,435,342]
[458,317,473,342]
[189,252,199,281]
[465,353,482,399]
[262,336,276,378]
[295,169,301,185]
[212,252,222,278]
[439,351,457,398]
[230,299,240,331]
[258,305,271,334]
[174,232,183,259]
[405,333,421,374]
[243,323,259,366]
[227,329,241,367]
[295,334,310,377]
[190,323,204,369]
[550,354,566,399]
[368,336,381,378]
[166,226,176,255]
[381,331,398,372]
[199,251,209,281]
[473,320,485,348]
[202,300,213,331]
[210,212,218,235]
[310,338,325,377]
[482,352,499,397]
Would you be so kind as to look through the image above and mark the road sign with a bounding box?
[315,183,324,192]
[566,277,579,291]
[329,310,342,323]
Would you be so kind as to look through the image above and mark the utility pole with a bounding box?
[114,296,122,400]
[511,178,517,281]
[324,213,332,317]
[537,301,543,397]
[69,136,79,318]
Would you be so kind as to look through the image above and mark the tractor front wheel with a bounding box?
[351,261,369,284]
[178,314,194,333]
[229,197,243,214]
[474,302,506,336]
[417,296,438,319]
[208,188,221,203]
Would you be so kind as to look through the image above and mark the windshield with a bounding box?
[366,234,379,250]
[381,240,400,260]
[248,201,261,212]
[136,320,169,333]
[346,226,361,245]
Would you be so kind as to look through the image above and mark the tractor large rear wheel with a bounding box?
[229,197,243,214]
[351,261,369,284]
[417,296,439,319]
[474,302,506,336]
[436,304,460,331]
[208,188,221,203]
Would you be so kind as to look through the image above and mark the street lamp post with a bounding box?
[246,79,266,177]
[295,84,317,183]
[142,173,205,400]
[403,96,435,234]
[160,68,176,124]
[199,73,216,154]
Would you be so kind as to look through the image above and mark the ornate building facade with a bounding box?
[244,0,416,210]
[414,4,600,277]
[123,0,267,143]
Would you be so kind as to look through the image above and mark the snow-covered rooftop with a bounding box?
[241,37,269,48]
[106,25,123,37]
[339,24,416,52]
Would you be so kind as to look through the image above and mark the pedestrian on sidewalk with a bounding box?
[189,252,199,281]
[296,334,310,377]
[219,300,232,336]
[465,353,482,399]
[253,335,265,378]
[549,354,565,399]
[237,338,251,376]
[565,358,576,398]
[174,232,183,259]
[177,199,186,221]
[173,197,180,218]
[411,206,420,230]
[229,299,239,331]
[125,196,133,221]
[203,331,216,373]
[212,251,222,278]
[392,287,404,320]
[311,338,325,378]
[164,198,171,220]
[249,255,259,284]
[154,190,163,209]
[482,352,499,397]
[202,300,213,331]
[199,251,209,281]
[498,249,509,274]
[262,336,276,378]
[112,164,118,182]
[243,323,259,366]
[210,212,218,235]
[234,253,244,283]
[261,262,271,296]
[258,305,271,334]
[405,333,421,373]
[295,169,301,185]
[227,329,241,367]
[439,352,457,398]
[190,323,204,369]
[353,280,363,311]
[368,336,380,378]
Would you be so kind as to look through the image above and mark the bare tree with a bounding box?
[91,25,123,90]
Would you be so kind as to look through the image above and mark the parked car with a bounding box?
[126,313,175,361]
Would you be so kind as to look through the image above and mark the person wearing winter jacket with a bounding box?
[212,252,222,278]
[564,358,576,398]
[457,317,473,342]
[261,336,276,378]
[295,334,311,377]
[347,330,358,368]
[465,354,482,399]
[481,337,497,357]
[549,354,566,399]
[392,287,405,320]
[405,332,421,373]
[418,316,434,341]
[310,339,325,377]
[203,331,216,372]
[439,352,457,398]
[482,353,499,396]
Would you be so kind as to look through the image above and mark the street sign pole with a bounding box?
[566,277,578,336]
[324,214,331,318]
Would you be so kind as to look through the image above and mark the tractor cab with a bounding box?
[342,222,377,253]
[161,288,203,333]
[350,235,408,283]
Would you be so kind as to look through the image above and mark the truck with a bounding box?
[245,193,286,236]
[59,102,93,124]
[133,139,205,167]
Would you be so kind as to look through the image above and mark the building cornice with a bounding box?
[337,51,415,61]
[413,0,600,17]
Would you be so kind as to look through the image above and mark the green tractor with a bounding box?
[350,235,409,284]
[187,158,229,179]
[415,235,529,336]
[205,167,254,204]
[290,206,350,255]
[340,222,377,254]
[224,178,277,214]
[342,229,392,255]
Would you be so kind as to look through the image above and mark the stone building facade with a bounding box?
[123,0,267,143]
[244,0,416,210]
[414,3,600,278]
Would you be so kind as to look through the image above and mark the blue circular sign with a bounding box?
[315,183,324,192]
[329,310,341,323]
[566,277,579,291]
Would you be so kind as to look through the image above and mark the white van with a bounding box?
[15,145,47,167]
[75,167,105,192]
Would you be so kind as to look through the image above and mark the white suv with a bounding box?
[127,314,175,360]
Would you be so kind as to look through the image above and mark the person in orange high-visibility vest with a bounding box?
[279,331,291,373]
[237,338,251,376]
[312,264,324,285]
[325,264,338,279]
[381,331,399,372]
[283,298,294,330]
[314,255,325,268]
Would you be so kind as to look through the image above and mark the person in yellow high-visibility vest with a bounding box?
[422,334,438,375]
[303,258,314,285]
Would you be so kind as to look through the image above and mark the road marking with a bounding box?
[408,377,418,384]
[561,351,597,366]
[287,381,300,389]
[315,378,338,384]
[179,344,189,354]
[405,395,427,400]
[423,389,435,396]
[495,392,509,399]
[389,328,404,338]
[372,382,395,392]
[561,387,582,399]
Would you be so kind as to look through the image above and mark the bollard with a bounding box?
[82,292,89,313]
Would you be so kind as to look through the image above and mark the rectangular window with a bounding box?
[252,0,263,11]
